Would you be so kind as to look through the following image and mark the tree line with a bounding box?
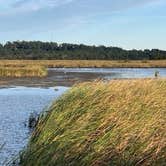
[0,41,166,60]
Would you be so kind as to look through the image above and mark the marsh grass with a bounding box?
[0,143,5,152]
[20,79,166,166]
[0,66,47,77]
[0,60,166,68]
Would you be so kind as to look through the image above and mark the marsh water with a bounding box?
[0,67,166,165]
[0,86,68,165]
[0,68,166,87]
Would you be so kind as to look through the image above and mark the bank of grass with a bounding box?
[0,60,166,68]
[20,79,166,166]
[0,66,47,77]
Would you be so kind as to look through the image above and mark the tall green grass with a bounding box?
[20,79,166,166]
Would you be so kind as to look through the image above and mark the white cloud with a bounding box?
[0,0,162,16]
[0,0,75,15]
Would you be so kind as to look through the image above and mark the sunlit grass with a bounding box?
[20,79,166,166]
[0,60,165,78]
[0,66,47,77]
[0,60,166,68]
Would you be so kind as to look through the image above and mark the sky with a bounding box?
[0,0,166,50]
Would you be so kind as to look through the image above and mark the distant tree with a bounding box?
[0,41,165,60]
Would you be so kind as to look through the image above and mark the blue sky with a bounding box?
[0,0,166,50]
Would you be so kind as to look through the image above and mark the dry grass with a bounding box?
[0,66,47,77]
[20,79,166,166]
[0,59,165,78]
[0,60,166,68]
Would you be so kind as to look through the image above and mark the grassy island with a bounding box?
[0,66,47,77]
[20,79,166,166]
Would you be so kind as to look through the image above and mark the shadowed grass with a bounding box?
[0,66,47,77]
[0,60,166,68]
[20,79,166,166]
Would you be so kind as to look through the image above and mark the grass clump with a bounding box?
[20,79,166,166]
[0,66,47,77]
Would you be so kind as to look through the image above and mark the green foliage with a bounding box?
[0,41,166,60]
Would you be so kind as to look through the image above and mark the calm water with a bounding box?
[0,86,68,165]
[50,67,166,78]
[0,68,166,165]
[1,68,166,87]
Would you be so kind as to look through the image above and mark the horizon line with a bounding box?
[1,40,166,51]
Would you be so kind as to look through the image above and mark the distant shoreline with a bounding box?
[0,60,166,68]
[1,41,166,60]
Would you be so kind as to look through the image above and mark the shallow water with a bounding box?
[0,68,166,87]
[50,67,166,78]
[0,86,68,165]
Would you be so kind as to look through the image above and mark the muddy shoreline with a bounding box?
[0,70,110,87]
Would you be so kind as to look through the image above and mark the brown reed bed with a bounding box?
[0,60,166,68]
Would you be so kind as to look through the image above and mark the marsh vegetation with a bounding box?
[0,60,166,68]
[1,60,165,78]
[0,65,47,77]
[20,79,166,166]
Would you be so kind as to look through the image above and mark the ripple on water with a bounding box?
[0,86,68,165]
